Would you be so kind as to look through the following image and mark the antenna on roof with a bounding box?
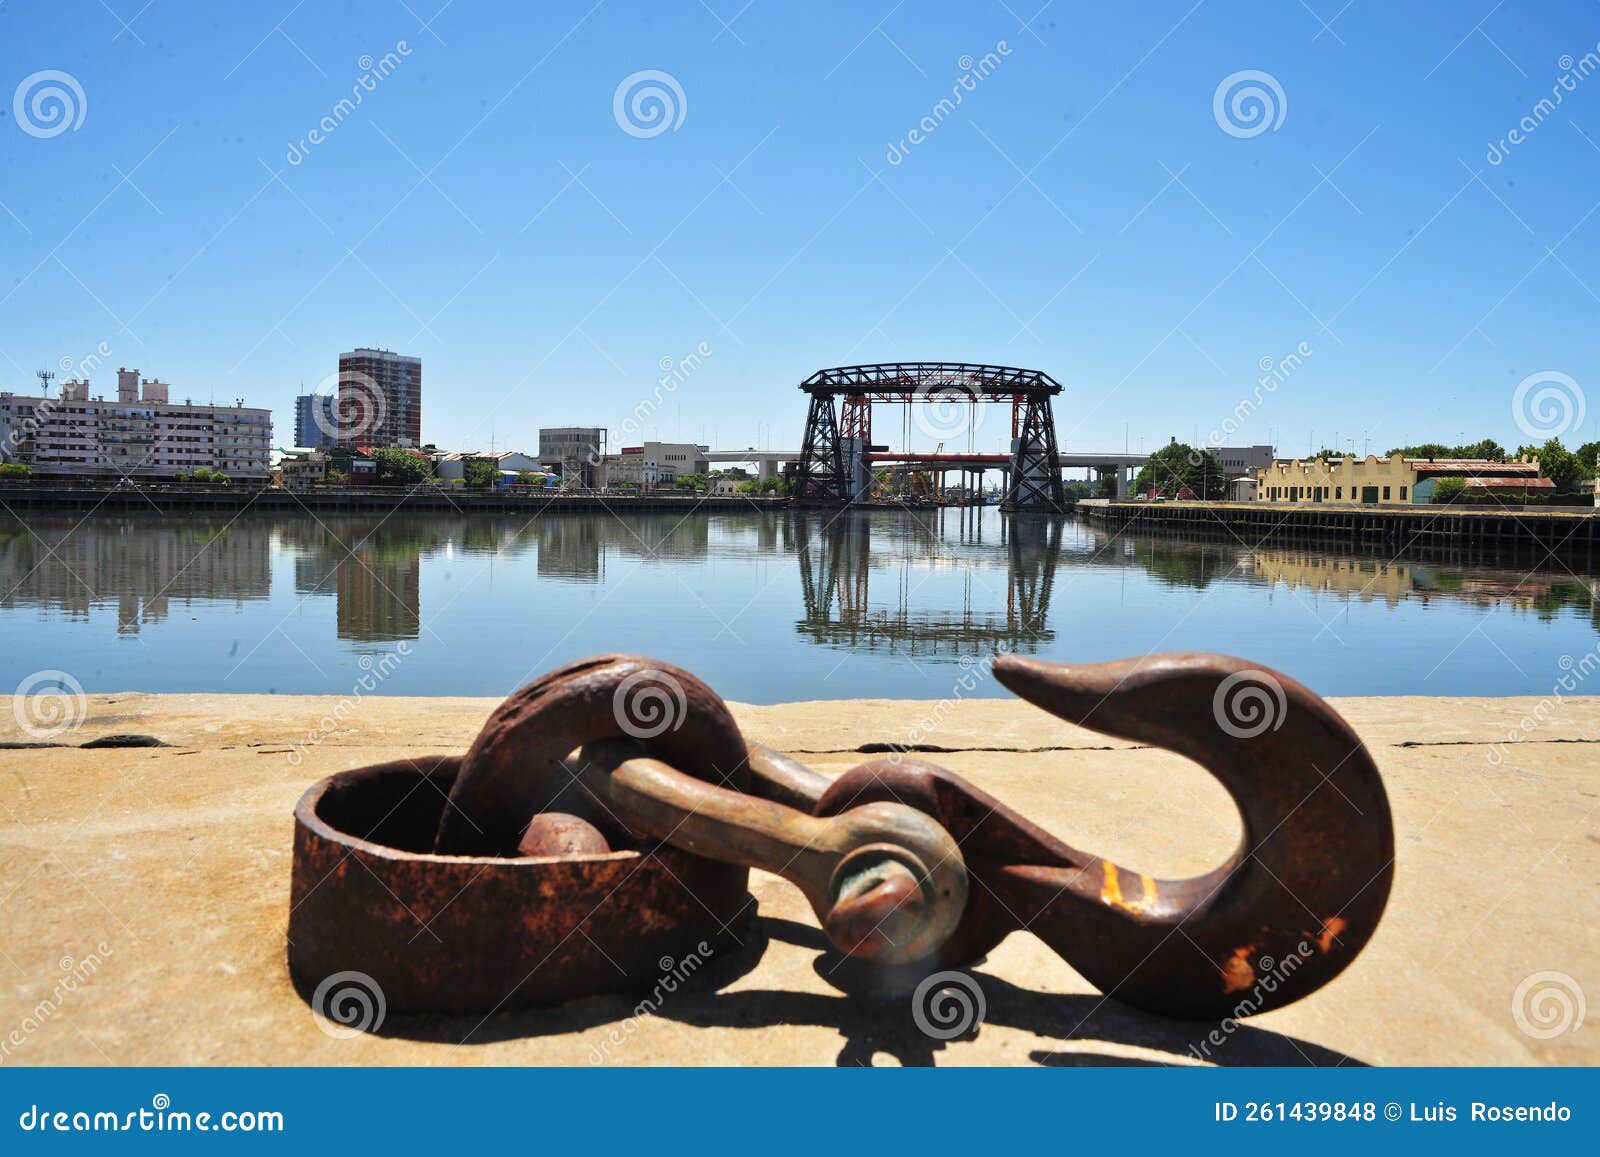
[36,369,54,396]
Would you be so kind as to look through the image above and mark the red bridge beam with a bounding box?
[866,453,1011,465]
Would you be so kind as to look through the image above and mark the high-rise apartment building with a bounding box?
[294,392,338,447]
[337,349,421,448]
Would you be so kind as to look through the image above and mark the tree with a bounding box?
[0,463,31,481]
[1388,442,1450,460]
[1461,438,1507,462]
[1430,477,1466,505]
[1517,437,1583,494]
[462,458,498,489]
[1387,439,1506,461]
[1575,441,1600,481]
[1132,441,1226,499]
[372,448,432,485]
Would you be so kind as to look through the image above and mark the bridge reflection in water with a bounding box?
[795,510,1061,657]
[2,511,1597,686]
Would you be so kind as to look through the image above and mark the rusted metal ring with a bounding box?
[288,756,750,1015]
[437,654,751,856]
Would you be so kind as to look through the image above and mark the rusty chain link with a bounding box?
[290,650,1392,1018]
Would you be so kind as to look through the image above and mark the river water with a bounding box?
[1,507,1595,702]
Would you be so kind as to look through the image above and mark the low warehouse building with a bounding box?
[1255,454,1552,505]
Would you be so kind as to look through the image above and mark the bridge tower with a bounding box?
[1003,392,1065,511]
[793,362,1066,512]
[795,393,851,502]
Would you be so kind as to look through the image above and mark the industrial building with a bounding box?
[599,442,709,488]
[433,449,543,483]
[0,369,272,481]
[1255,454,1553,505]
[1209,444,1276,475]
[538,427,606,487]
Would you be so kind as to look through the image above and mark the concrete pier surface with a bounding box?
[2,692,1595,1067]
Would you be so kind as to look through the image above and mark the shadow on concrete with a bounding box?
[375,915,1367,1067]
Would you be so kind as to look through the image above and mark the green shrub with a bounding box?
[372,448,432,485]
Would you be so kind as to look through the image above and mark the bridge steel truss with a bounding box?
[793,362,1065,512]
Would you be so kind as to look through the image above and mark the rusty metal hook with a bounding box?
[438,654,970,965]
[815,652,1394,1018]
[292,650,1391,1019]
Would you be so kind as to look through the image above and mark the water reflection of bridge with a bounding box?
[794,511,1061,657]
[8,511,1594,666]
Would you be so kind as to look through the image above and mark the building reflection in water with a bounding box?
[2,510,1595,663]
[1080,526,1600,625]
[275,518,459,645]
[0,517,271,634]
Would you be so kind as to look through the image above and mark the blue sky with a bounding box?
[3,1,1599,458]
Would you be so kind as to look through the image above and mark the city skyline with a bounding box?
[4,5,1599,461]
[12,340,1594,463]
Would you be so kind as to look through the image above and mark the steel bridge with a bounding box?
[793,362,1065,512]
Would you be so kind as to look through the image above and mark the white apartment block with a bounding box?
[0,368,272,480]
